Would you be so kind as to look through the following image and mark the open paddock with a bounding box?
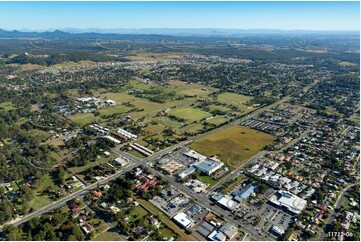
[217,92,254,113]
[168,107,211,122]
[190,126,275,168]
[69,113,96,126]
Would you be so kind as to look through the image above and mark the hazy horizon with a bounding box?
[0,1,359,31]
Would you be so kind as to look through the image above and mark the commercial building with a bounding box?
[112,157,129,167]
[232,184,257,202]
[130,143,154,156]
[183,149,224,175]
[208,230,227,241]
[185,204,202,216]
[220,223,238,240]
[185,179,209,193]
[212,193,239,211]
[269,190,307,214]
[178,167,196,179]
[196,221,215,237]
[116,128,137,139]
[102,135,121,144]
[193,157,224,175]
[270,225,285,236]
[173,212,195,229]
[184,149,207,161]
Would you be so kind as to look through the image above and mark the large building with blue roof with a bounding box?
[232,184,257,202]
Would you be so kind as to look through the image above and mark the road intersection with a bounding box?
[0,82,319,241]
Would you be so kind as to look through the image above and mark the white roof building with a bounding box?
[117,128,137,139]
[185,179,208,193]
[271,225,285,235]
[216,195,239,211]
[255,167,268,177]
[248,164,260,173]
[105,99,117,105]
[278,177,292,186]
[112,157,129,167]
[173,212,195,229]
[193,158,224,175]
[184,149,207,161]
[269,190,307,214]
[178,167,196,179]
[103,135,121,144]
[208,230,227,241]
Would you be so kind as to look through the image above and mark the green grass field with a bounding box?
[39,174,57,192]
[221,174,246,193]
[10,181,20,191]
[207,104,232,112]
[159,227,177,239]
[49,151,63,163]
[92,232,122,241]
[30,196,52,210]
[69,160,98,174]
[145,124,165,134]
[168,107,211,122]
[129,206,148,222]
[206,116,228,126]
[180,123,204,133]
[161,117,183,127]
[196,173,219,187]
[171,82,218,97]
[98,105,132,116]
[69,113,96,126]
[98,92,138,103]
[28,129,51,141]
[129,149,147,158]
[217,92,254,113]
[190,126,275,168]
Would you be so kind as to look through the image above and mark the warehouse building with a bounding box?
[269,190,307,214]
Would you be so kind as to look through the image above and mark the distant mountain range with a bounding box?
[0,28,359,39]
[59,28,360,36]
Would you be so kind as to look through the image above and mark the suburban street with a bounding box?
[316,184,356,241]
[0,80,323,241]
[0,163,138,231]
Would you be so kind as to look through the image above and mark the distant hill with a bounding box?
[0,28,358,39]
[0,28,167,40]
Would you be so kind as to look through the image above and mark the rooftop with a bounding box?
[269,190,307,214]
[173,212,194,229]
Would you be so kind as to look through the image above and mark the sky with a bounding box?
[0,1,359,31]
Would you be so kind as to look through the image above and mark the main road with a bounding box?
[0,163,138,231]
[0,81,317,237]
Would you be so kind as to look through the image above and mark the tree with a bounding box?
[71,225,85,241]
[89,231,96,240]
[163,127,175,136]
[0,186,5,196]
[4,225,22,241]
[67,235,77,241]
[58,166,66,185]
[52,211,67,226]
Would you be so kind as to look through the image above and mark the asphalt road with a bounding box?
[0,163,138,231]
[316,184,356,241]
[0,82,316,237]
[145,163,273,241]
